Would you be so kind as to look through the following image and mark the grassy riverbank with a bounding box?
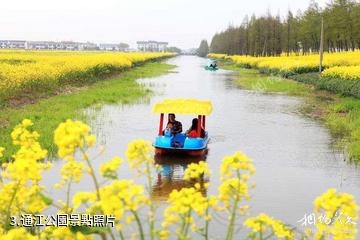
[221,62,360,161]
[0,61,175,160]
[226,67,311,97]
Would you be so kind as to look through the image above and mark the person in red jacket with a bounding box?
[186,118,205,138]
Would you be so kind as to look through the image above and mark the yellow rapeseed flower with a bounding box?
[220,151,256,179]
[161,187,214,238]
[218,178,249,208]
[244,213,294,239]
[56,158,85,188]
[183,161,211,181]
[210,51,360,77]
[0,147,5,158]
[100,156,123,179]
[314,188,359,240]
[126,139,154,172]
[323,66,360,80]
[0,228,38,240]
[40,226,93,240]
[0,51,175,97]
[54,119,95,158]
[0,119,51,225]
[90,180,147,220]
[72,192,97,210]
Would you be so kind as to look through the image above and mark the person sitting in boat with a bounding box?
[164,122,173,137]
[209,61,217,68]
[186,118,205,138]
[167,113,182,135]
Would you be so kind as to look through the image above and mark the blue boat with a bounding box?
[153,99,213,156]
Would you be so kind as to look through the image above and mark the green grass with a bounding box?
[221,62,360,162]
[0,62,175,161]
[232,68,312,97]
[325,98,360,160]
[292,73,360,99]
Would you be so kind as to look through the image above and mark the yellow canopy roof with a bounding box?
[153,98,213,116]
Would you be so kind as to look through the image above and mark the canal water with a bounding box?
[43,56,360,237]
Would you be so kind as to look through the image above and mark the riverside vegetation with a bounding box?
[0,51,176,160]
[0,50,174,106]
[207,0,360,161]
[0,119,358,239]
[209,52,360,161]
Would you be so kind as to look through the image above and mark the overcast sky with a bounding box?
[0,0,327,49]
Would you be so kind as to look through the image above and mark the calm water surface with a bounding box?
[43,56,360,237]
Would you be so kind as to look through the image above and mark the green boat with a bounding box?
[204,65,219,71]
[205,60,219,71]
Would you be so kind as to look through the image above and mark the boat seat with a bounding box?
[171,133,186,148]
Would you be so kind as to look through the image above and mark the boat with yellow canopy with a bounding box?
[153,99,212,156]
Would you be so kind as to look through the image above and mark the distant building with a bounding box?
[0,40,26,49]
[0,39,129,51]
[81,42,99,51]
[26,41,87,50]
[137,41,168,52]
[99,43,121,51]
[26,41,57,50]
[61,41,80,51]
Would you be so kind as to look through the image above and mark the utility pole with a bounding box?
[319,17,324,73]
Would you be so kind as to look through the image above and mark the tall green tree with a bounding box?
[299,0,322,53]
[197,40,209,57]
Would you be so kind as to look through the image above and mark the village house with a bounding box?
[99,43,121,51]
[26,41,57,50]
[0,40,26,49]
[136,41,168,52]
[81,42,99,51]
[0,40,129,51]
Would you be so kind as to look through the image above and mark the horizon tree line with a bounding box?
[209,0,360,56]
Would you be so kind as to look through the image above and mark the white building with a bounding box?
[61,41,80,50]
[81,42,99,51]
[26,41,57,50]
[0,40,127,51]
[99,43,121,51]
[0,40,26,49]
[137,41,168,52]
[24,41,84,50]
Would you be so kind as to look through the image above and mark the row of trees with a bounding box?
[210,0,360,56]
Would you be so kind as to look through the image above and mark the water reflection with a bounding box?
[152,155,208,201]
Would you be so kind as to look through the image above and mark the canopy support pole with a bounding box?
[197,115,202,138]
[158,113,164,136]
[202,115,206,131]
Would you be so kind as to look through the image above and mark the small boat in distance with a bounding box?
[205,66,219,71]
[205,60,219,71]
[153,99,212,156]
